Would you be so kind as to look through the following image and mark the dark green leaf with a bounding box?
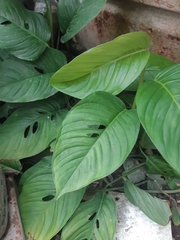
[124,181,171,225]
[19,156,85,240]
[0,48,66,102]
[0,95,68,160]
[61,191,116,240]
[53,91,140,198]
[50,32,150,99]
[0,0,51,60]
[58,0,106,43]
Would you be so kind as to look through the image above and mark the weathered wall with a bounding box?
[76,0,180,62]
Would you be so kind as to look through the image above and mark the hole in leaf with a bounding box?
[32,122,38,134]
[96,219,99,229]
[98,125,106,129]
[88,212,97,221]
[51,115,54,120]
[24,22,29,30]
[1,21,11,25]
[115,197,120,201]
[42,195,55,201]
[34,66,44,74]
[38,111,47,115]
[24,126,30,138]
[87,133,99,138]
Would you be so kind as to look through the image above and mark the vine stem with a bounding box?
[132,67,146,109]
[45,0,54,48]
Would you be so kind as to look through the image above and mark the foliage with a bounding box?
[0,0,180,239]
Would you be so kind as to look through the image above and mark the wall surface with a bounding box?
[76,0,180,62]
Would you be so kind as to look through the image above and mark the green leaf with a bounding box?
[58,0,106,43]
[136,63,180,173]
[127,53,175,91]
[124,181,171,225]
[0,159,21,174]
[0,48,66,102]
[50,32,150,99]
[0,48,9,62]
[0,95,68,160]
[61,191,116,240]
[146,155,180,178]
[141,131,156,149]
[0,0,50,60]
[19,156,85,240]
[53,91,140,198]
[172,199,180,226]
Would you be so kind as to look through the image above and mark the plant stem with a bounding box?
[45,0,54,48]
[132,68,145,109]
[145,189,180,194]
[104,162,146,189]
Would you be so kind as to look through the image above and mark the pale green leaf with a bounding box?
[53,91,140,198]
[0,95,68,160]
[172,199,180,226]
[0,48,66,102]
[19,156,85,240]
[61,191,116,240]
[124,181,171,225]
[50,32,150,99]
[136,63,180,173]
[0,0,51,60]
[58,0,106,43]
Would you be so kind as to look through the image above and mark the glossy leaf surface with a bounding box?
[61,191,116,240]
[50,32,150,99]
[53,91,140,198]
[0,48,66,102]
[0,0,50,60]
[124,181,171,226]
[19,156,85,240]
[58,0,106,43]
[0,95,68,160]
[136,64,180,173]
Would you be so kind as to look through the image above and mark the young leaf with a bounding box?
[61,191,116,240]
[0,95,68,160]
[58,0,106,43]
[146,155,180,178]
[136,63,180,173]
[124,181,171,226]
[19,156,85,240]
[0,0,51,60]
[53,91,140,198]
[50,32,150,99]
[0,48,66,102]
[172,199,180,226]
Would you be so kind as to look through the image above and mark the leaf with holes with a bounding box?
[19,156,85,240]
[61,191,116,240]
[0,0,51,60]
[0,95,68,160]
[0,48,66,102]
[58,0,106,43]
[136,63,180,173]
[53,91,140,198]
[50,32,150,99]
[124,181,171,225]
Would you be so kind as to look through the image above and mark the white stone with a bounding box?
[109,192,172,240]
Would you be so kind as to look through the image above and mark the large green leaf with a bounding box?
[58,0,106,43]
[127,53,175,91]
[0,159,21,174]
[53,91,140,198]
[19,156,85,240]
[50,32,150,99]
[61,191,116,240]
[0,0,50,60]
[136,63,180,173]
[124,181,171,225]
[0,48,66,102]
[0,95,68,160]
